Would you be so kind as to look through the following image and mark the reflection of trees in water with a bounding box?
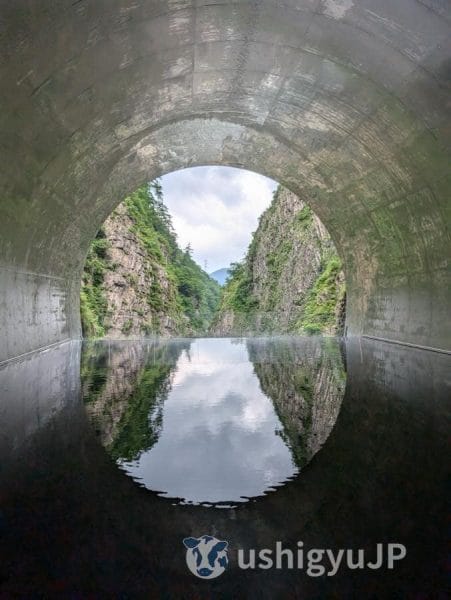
[82,337,345,470]
[82,340,191,461]
[246,337,346,468]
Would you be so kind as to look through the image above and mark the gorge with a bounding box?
[80,181,220,338]
[214,186,345,336]
[81,178,345,338]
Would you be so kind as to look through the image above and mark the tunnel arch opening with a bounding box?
[65,110,441,352]
[79,163,347,339]
[68,118,352,346]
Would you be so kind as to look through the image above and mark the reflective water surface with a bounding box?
[82,338,346,506]
[0,336,449,597]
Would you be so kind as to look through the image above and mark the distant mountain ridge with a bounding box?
[209,268,230,286]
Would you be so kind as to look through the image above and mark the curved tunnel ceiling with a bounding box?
[0,0,450,361]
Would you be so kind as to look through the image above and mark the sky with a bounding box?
[160,166,278,273]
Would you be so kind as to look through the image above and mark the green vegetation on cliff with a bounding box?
[81,182,220,337]
[297,255,346,335]
[80,230,111,337]
[220,259,257,314]
[214,186,345,335]
[123,182,220,332]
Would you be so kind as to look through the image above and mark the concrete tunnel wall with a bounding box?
[0,0,450,363]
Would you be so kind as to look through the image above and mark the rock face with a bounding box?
[213,187,346,336]
[100,203,183,338]
[80,184,220,338]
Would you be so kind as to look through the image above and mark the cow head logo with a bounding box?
[183,535,229,579]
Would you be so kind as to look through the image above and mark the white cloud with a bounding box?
[160,166,277,272]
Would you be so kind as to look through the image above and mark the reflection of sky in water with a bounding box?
[120,338,298,505]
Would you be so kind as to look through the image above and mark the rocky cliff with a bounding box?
[213,187,345,335]
[81,183,220,338]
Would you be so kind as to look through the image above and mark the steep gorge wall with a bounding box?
[81,184,220,338]
[98,203,183,337]
[213,187,345,336]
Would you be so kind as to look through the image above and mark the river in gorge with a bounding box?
[0,336,449,596]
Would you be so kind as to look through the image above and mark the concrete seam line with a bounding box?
[0,338,74,368]
[361,335,451,356]
[0,264,66,281]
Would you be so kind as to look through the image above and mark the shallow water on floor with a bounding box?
[82,337,346,506]
[1,336,449,596]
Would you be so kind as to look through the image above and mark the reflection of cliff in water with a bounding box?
[82,340,191,461]
[246,337,346,468]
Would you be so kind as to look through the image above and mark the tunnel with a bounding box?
[0,0,450,364]
[1,3,451,595]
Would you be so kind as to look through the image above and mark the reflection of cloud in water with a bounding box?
[121,338,297,504]
[83,337,346,506]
